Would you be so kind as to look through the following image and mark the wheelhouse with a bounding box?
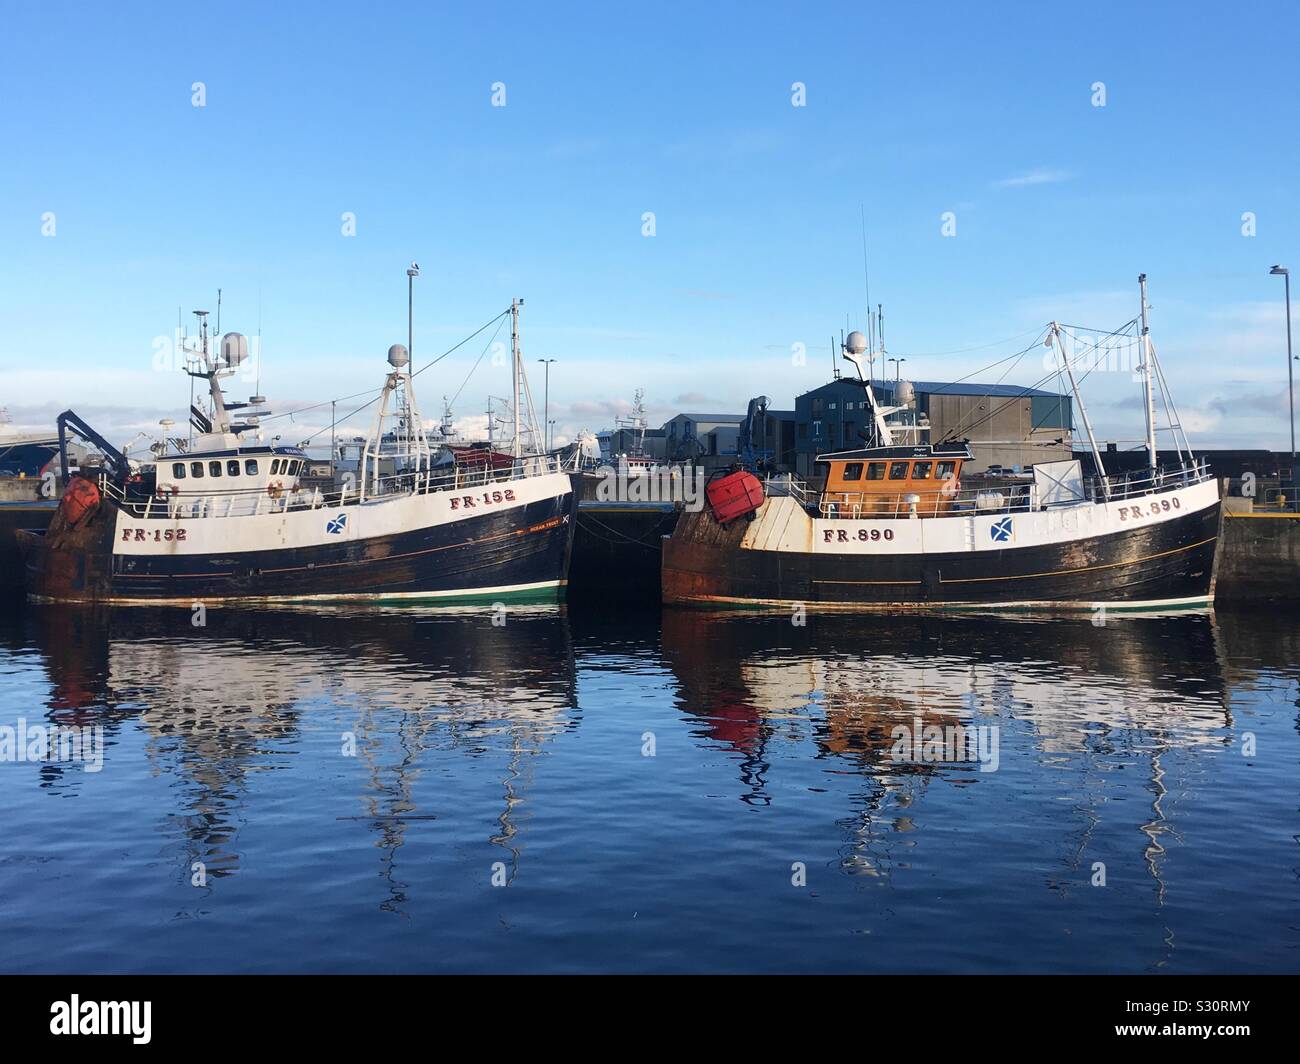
[816,442,974,516]
[154,444,308,497]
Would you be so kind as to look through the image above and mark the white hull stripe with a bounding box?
[32,579,565,608]
[667,593,1212,613]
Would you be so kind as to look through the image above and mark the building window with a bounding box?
[829,401,837,411]
[811,399,822,417]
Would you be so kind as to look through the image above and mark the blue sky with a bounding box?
[2,0,1297,450]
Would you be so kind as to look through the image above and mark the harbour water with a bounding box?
[0,600,1295,974]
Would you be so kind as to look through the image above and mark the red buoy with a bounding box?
[706,470,765,526]
[59,476,101,528]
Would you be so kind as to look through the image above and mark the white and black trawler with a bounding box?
[663,276,1222,611]
[20,301,577,605]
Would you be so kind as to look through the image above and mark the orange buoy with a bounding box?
[60,476,101,527]
[706,470,765,526]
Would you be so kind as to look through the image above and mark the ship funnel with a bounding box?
[221,332,249,367]
[387,343,409,368]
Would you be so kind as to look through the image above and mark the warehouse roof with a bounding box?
[800,378,1066,400]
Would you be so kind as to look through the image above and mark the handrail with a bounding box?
[101,453,563,520]
[763,460,1212,520]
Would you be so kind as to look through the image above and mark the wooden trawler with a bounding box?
[19,300,577,605]
[663,276,1222,611]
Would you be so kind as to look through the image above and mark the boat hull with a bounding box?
[662,480,1221,611]
[20,472,578,605]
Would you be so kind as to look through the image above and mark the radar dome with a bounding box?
[387,344,409,368]
[895,379,915,406]
[221,332,249,367]
[845,331,868,355]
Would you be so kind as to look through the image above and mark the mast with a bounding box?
[1138,273,1158,470]
[510,299,523,459]
[1052,323,1109,498]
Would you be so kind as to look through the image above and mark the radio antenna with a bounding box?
[859,204,872,353]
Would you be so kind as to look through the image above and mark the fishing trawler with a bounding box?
[662,276,1222,611]
[19,300,577,605]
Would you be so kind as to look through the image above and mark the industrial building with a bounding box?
[793,378,1073,479]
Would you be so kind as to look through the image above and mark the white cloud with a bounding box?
[992,168,1072,189]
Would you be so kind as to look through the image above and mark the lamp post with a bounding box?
[537,358,556,450]
[888,357,906,383]
[1271,266,1294,462]
[406,262,419,374]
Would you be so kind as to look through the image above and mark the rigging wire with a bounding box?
[287,308,514,447]
[257,307,513,428]
[883,326,1046,359]
[935,322,1139,444]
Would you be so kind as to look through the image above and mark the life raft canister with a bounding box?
[60,476,101,528]
[706,470,765,526]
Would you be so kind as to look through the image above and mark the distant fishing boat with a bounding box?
[663,275,1221,611]
[20,300,577,605]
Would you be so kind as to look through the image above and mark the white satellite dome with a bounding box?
[221,332,249,367]
[387,344,409,368]
[845,330,868,355]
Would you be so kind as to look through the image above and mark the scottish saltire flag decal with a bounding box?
[990,516,1013,542]
[326,513,348,535]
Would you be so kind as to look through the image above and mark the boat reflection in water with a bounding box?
[5,598,1291,973]
[25,604,578,911]
[661,608,1231,892]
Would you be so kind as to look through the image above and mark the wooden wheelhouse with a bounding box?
[816,442,974,517]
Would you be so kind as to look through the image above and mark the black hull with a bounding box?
[24,491,578,604]
[663,500,1221,609]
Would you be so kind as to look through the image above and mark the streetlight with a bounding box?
[406,262,419,374]
[1271,266,1294,461]
[537,358,556,450]
[888,357,906,383]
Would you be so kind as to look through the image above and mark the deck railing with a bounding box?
[764,459,1212,520]
[101,454,564,520]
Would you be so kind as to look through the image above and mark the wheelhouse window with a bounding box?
[227,460,240,476]
[271,459,280,475]
[936,461,957,481]
[889,461,910,480]
[208,461,222,477]
[172,463,186,479]
[190,462,204,478]
[245,459,259,475]
[866,462,886,481]
[841,462,864,481]
[912,461,933,480]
